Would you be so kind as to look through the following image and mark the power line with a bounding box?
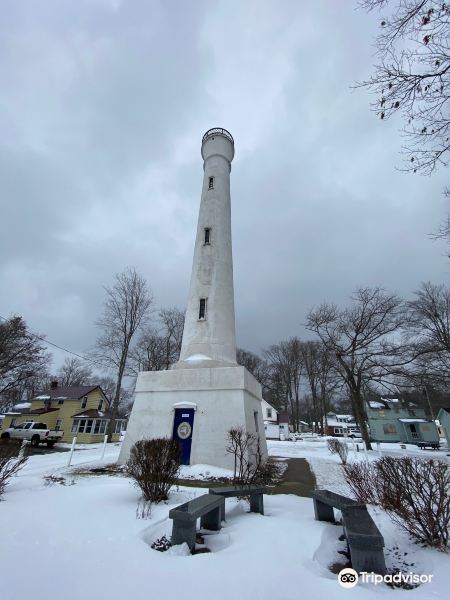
[0,314,108,369]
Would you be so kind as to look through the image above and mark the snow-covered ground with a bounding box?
[0,440,448,600]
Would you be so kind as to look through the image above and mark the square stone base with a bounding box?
[118,365,268,470]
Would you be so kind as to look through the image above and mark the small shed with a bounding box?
[397,418,440,446]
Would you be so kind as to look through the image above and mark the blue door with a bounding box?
[172,408,195,465]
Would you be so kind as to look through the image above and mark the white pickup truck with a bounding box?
[1,421,64,448]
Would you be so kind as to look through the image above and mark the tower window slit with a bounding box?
[208,176,214,190]
[204,227,211,245]
[199,298,207,320]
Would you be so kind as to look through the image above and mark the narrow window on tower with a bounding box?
[208,176,214,190]
[199,298,207,320]
[204,227,211,245]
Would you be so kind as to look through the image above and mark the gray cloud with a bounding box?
[0,0,447,371]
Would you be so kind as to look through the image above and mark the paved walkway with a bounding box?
[272,458,316,497]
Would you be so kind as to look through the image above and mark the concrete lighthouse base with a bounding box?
[118,365,268,470]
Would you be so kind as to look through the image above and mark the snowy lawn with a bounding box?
[0,441,448,600]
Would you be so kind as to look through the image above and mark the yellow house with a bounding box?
[0,384,127,444]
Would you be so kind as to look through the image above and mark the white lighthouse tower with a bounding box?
[119,128,267,469]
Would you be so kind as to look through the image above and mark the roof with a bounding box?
[9,407,60,416]
[437,407,450,415]
[33,385,104,401]
[71,409,113,419]
[367,400,390,409]
[398,418,430,423]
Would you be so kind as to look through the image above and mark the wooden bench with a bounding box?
[209,484,267,520]
[169,494,225,550]
[311,489,363,522]
[312,489,386,575]
[342,505,387,574]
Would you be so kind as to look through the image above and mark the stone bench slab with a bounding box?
[169,494,225,523]
[209,485,266,516]
[342,506,385,549]
[312,489,363,510]
[209,485,267,498]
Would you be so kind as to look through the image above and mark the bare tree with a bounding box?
[92,268,153,441]
[358,0,450,175]
[56,357,94,387]
[130,329,168,373]
[130,307,185,373]
[300,341,340,433]
[159,307,185,369]
[263,338,304,431]
[236,348,271,390]
[404,282,450,386]
[0,316,51,410]
[307,288,407,450]
[97,375,134,417]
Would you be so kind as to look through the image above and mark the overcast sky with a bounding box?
[1,0,448,372]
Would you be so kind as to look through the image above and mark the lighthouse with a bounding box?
[119,129,267,469]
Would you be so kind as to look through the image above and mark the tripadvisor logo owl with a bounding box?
[338,568,359,589]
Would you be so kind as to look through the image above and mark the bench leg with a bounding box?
[349,545,387,575]
[313,498,335,522]
[200,501,224,531]
[171,519,197,551]
[249,493,264,515]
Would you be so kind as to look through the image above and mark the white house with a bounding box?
[261,399,278,423]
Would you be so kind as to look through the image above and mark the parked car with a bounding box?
[0,422,64,448]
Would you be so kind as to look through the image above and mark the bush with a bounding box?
[327,438,349,465]
[125,438,181,503]
[0,440,29,498]
[225,427,276,485]
[343,456,450,550]
[342,461,378,504]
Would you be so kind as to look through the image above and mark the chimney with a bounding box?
[50,381,58,389]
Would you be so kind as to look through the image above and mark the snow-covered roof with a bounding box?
[399,418,429,423]
[35,395,51,400]
[13,402,32,410]
[368,401,387,409]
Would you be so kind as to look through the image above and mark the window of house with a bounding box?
[81,396,88,409]
[77,419,87,433]
[335,427,343,434]
[115,420,125,434]
[267,408,272,418]
[98,399,103,411]
[383,423,397,434]
[10,418,16,427]
[55,419,63,431]
[199,298,207,320]
[208,176,214,190]
[204,227,211,245]
[84,420,93,434]
[99,420,107,434]
[254,411,259,432]
[71,421,78,433]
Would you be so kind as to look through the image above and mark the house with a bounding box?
[262,401,291,440]
[366,398,439,446]
[0,382,127,443]
[436,408,450,448]
[261,399,278,423]
[325,412,360,437]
